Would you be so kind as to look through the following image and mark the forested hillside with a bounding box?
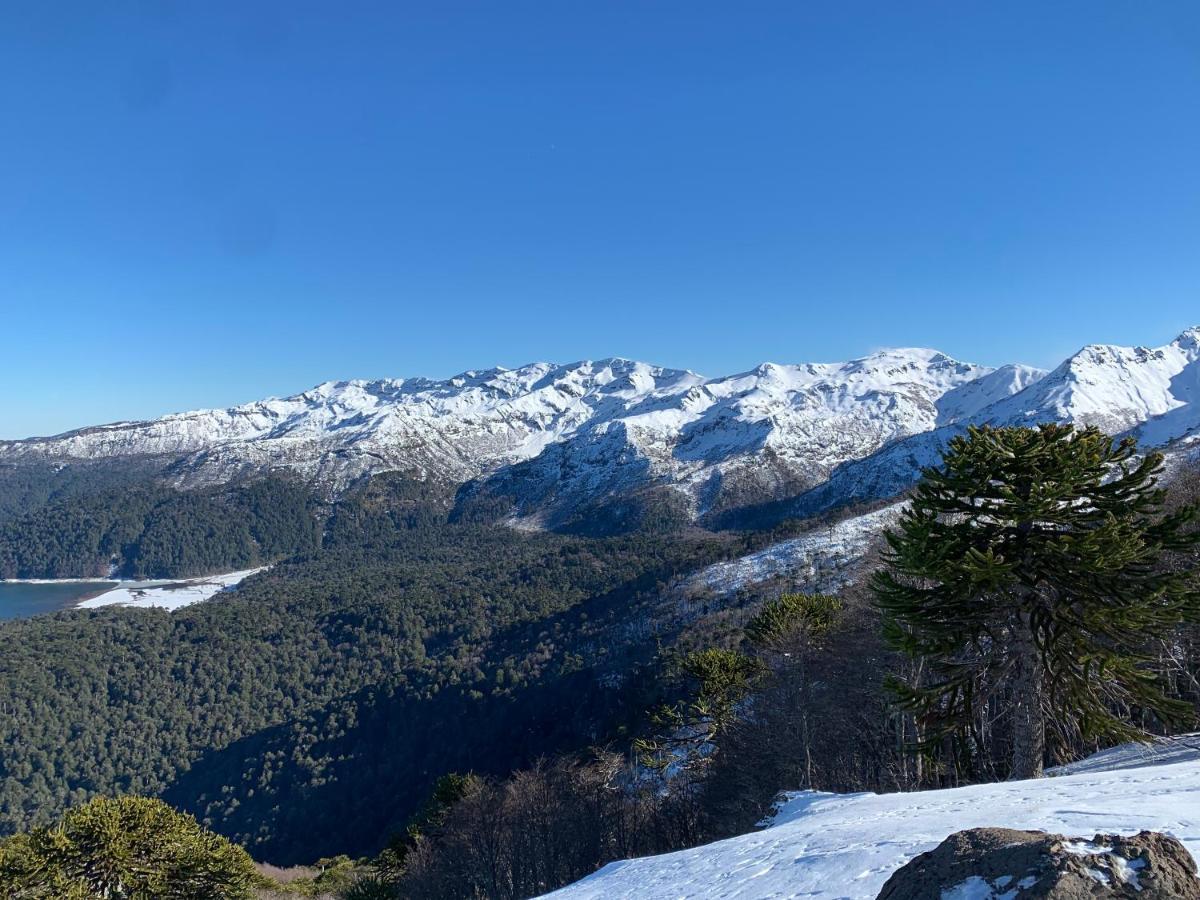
[0,489,740,863]
[0,475,321,579]
[0,459,165,525]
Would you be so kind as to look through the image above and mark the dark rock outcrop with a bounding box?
[876,827,1199,899]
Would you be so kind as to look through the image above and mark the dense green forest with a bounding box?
[0,459,166,525]
[0,475,321,578]
[0,477,742,863]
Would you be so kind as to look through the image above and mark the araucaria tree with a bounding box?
[872,424,1200,779]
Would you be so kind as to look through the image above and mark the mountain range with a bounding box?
[5,326,1199,531]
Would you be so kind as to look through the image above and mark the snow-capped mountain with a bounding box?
[458,350,1038,528]
[3,327,1198,529]
[987,325,1200,438]
[0,350,1030,522]
[786,326,1200,519]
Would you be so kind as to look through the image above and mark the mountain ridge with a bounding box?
[4,327,1199,530]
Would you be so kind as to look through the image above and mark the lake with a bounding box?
[0,581,118,620]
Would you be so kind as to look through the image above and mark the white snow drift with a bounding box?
[543,736,1200,900]
[683,504,903,598]
[77,568,263,612]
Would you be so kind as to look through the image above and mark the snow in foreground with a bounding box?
[77,568,264,612]
[543,736,1200,899]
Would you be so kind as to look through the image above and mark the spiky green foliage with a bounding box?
[746,593,842,647]
[872,424,1200,777]
[636,649,763,769]
[680,648,764,729]
[0,795,258,898]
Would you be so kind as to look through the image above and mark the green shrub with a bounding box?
[0,795,258,899]
[745,593,842,647]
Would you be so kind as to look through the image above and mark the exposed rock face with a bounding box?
[876,827,1199,899]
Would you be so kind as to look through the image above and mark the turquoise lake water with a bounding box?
[0,581,117,620]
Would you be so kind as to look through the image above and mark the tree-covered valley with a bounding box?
[0,466,770,864]
[0,466,321,579]
[2,437,1198,895]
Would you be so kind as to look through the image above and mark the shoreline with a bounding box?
[0,569,267,620]
[76,567,267,612]
[2,577,122,585]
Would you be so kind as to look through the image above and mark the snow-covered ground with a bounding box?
[543,736,1200,899]
[76,568,264,612]
[685,504,902,598]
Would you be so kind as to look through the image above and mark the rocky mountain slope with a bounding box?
[4,327,1198,529]
[786,326,1200,519]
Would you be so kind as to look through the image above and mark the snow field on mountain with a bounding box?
[0,352,1016,506]
[543,736,1200,900]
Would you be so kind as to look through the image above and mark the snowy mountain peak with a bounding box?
[976,328,1200,438]
[1173,325,1200,349]
[0,348,1005,518]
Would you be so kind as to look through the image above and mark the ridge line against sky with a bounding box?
[2,2,1198,438]
[8,322,1200,442]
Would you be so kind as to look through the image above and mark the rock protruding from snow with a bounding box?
[876,828,1199,899]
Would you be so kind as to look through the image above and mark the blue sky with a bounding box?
[2,2,1199,439]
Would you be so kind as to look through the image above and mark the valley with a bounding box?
[2,326,1199,894]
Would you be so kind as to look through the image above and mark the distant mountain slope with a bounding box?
[786,326,1200,519]
[543,735,1200,900]
[984,325,1200,435]
[0,351,1032,524]
[4,326,1198,530]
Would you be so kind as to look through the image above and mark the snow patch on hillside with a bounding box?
[1048,732,1200,775]
[543,736,1200,900]
[77,568,264,612]
[685,505,903,598]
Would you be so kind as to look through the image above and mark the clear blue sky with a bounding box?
[2,2,1199,439]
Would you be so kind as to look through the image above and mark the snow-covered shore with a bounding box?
[76,568,265,612]
[543,736,1200,900]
